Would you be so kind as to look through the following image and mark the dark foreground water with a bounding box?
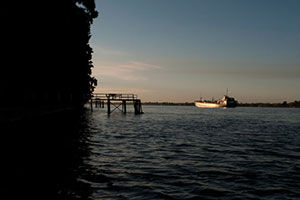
[1,106,300,199]
[76,106,300,200]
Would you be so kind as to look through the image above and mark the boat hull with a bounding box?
[194,101,224,108]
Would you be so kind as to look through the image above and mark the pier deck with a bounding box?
[90,93,143,115]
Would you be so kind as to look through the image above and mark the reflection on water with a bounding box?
[0,110,94,199]
[1,106,300,199]
[85,106,300,199]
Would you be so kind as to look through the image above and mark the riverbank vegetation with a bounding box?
[1,0,98,109]
[238,101,300,108]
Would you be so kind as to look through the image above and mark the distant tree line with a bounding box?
[143,102,194,106]
[1,0,98,109]
[238,101,300,108]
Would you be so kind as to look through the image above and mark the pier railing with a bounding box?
[92,93,138,101]
[89,93,143,115]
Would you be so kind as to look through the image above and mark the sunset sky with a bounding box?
[90,0,300,103]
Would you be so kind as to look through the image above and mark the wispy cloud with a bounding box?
[93,61,163,81]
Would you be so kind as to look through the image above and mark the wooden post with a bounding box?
[90,99,93,111]
[107,97,111,114]
[122,100,126,113]
[139,100,142,114]
[133,100,143,114]
[134,100,139,114]
[134,100,136,114]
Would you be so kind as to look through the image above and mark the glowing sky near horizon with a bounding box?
[90,0,300,103]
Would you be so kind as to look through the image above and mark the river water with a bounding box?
[2,106,299,199]
[69,106,300,200]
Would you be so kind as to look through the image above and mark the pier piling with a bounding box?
[122,100,127,114]
[89,93,143,115]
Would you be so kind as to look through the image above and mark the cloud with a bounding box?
[92,61,162,81]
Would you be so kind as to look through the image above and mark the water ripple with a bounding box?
[81,106,300,199]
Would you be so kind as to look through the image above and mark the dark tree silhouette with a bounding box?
[0,2,99,198]
[1,0,98,110]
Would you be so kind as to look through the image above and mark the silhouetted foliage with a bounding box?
[238,101,300,108]
[1,0,98,108]
[1,2,99,197]
[289,100,300,108]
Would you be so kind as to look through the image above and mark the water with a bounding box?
[2,106,299,199]
[75,106,300,200]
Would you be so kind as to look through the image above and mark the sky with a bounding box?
[90,0,300,103]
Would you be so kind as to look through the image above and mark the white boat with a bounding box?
[194,95,238,108]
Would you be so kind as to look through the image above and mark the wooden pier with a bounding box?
[89,93,144,115]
